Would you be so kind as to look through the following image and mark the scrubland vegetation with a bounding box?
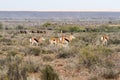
[0,21,120,80]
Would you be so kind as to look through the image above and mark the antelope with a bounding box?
[49,37,61,46]
[30,36,45,46]
[49,33,75,48]
[59,34,75,47]
[100,35,109,46]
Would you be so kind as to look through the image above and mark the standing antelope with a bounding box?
[30,36,45,46]
[100,35,109,46]
[49,33,75,48]
[49,37,61,46]
[59,34,75,47]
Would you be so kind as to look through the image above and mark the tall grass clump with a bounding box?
[79,46,100,68]
[41,65,60,80]
[6,55,27,80]
[57,47,78,58]
[23,60,40,73]
[27,47,41,56]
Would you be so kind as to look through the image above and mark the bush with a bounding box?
[79,46,113,68]
[69,26,80,32]
[79,47,99,68]
[42,56,53,62]
[58,25,86,33]
[85,25,120,32]
[110,39,120,45]
[0,38,12,45]
[96,25,120,32]
[6,56,27,80]
[102,68,119,79]
[16,25,24,30]
[41,65,59,80]
[0,22,3,29]
[8,51,18,56]
[27,47,41,56]
[57,47,78,59]
[42,22,52,27]
[88,76,98,80]
[23,60,40,73]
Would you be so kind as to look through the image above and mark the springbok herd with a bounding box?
[29,32,109,47]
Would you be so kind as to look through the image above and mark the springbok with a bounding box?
[59,34,75,47]
[30,36,45,46]
[49,33,75,48]
[49,37,61,46]
[100,35,109,46]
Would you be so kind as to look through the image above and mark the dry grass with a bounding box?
[0,22,120,80]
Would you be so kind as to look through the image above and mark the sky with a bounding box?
[0,0,120,11]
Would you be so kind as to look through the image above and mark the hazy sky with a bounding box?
[0,0,120,11]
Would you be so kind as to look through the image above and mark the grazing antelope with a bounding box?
[49,37,61,46]
[100,35,109,46]
[59,34,75,47]
[30,36,45,46]
[49,33,75,48]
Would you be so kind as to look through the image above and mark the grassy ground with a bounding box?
[0,22,120,80]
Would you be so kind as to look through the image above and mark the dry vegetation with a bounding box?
[0,21,120,80]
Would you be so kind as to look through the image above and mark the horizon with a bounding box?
[0,10,120,12]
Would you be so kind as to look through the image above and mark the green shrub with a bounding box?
[79,47,99,68]
[7,63,21,80]
[85,25,120,32]
[110,39,120,45]
[57,47,77,59]
[0,35,2,38]
[58,25,85,33]
[57,52,70,58]
[88,76,98,80]
[16,25,24,30]
[41,65,59,80]
[24,60,40,73]
[8,51,18,56]
[96,46,113,56]
[0,38,12,45]
[42,22,58,30]
[69,26,80,32]
[40,49,53,54]
[27,47,41,56]
[42,22,52,27]
[79,46,113,68]
[6,56,27,80]
[96,25,120,32]
[0,22,3,29]
[0,38,11,42]
[42,56,53,62]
